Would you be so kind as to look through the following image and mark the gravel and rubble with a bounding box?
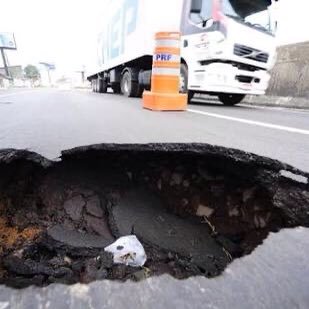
[0,143,308,289]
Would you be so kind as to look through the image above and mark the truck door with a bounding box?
[180,0,217,88]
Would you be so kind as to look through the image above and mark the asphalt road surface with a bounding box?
[1,88,309,308]
[0,88,308,172]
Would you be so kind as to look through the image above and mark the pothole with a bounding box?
[0,144,308,289]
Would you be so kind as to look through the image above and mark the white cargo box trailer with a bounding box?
[88,0,278,106]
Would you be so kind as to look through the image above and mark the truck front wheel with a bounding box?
[218,94,246,106]
[180,63,194,104]
[121,70,139,97]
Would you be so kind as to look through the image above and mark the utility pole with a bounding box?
[76,65,86,84]
[47,68,51,85]
[0,33,17,82]
[0,48,10,78]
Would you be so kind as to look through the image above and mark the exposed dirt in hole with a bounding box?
[0,144,308,289]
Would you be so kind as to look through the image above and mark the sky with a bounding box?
[0,0,308,77]
[0,0,106,77]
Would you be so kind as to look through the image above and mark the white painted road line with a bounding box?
[188,109,309,135]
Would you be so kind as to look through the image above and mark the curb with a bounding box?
[196,94,309,110]
[243,95,309,110]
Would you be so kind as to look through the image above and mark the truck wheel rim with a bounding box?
[123,76,129,94]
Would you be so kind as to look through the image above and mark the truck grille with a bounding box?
[234,44,269,63]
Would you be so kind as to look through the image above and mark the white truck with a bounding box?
[88,0,278,106]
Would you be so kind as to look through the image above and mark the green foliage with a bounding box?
[24,65,41,81]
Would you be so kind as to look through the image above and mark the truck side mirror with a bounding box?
[190,0,203,14]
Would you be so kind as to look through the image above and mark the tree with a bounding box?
[24,65,41,84]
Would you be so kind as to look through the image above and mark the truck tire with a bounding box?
[136,85,144,98]
[121,69,139,97]
[95,79,100,93]
[218,94,246,106]
[92,79,97,92]
[98,79,108,93]
[188,90,194,102]
[112,83,121,94]
[180,63,194,103]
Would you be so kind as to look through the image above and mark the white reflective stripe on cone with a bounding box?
[152,67,180,76]
[155,39,180,48]
[153,54,181,62]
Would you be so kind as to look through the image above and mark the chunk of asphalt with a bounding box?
[63,195,85,221]
[109,190,230,273]
[85,215,114,239]
[44,225,114,257]
[86,196,104,218]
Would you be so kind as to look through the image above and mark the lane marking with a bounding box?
[188,108,309,135]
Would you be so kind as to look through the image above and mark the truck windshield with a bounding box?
[221,0,274,34]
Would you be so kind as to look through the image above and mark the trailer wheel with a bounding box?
[91,79,97,92]
[121,70,139,97]
[112,83,121,94]
[98,79,108,93]
[136,85,144,98]
[218,94,246,106]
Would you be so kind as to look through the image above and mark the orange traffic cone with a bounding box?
[143,32,187,111]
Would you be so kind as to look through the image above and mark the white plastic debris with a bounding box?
[196,204,214,218]
[104,235,147,267]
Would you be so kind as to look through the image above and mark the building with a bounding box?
[0,65,26,87]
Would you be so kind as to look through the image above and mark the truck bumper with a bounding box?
[188,63,270,95]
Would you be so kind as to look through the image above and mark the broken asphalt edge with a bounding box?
[1,142,308,185]
[60,143,309,178]
[1,143,309,308]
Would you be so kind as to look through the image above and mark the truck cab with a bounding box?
[180,0,278,105]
